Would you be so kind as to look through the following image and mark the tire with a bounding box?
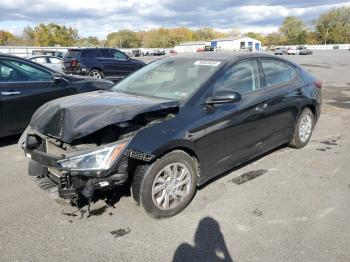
[289,108,314,149]
[88,69,103,79]
[131,150,198,218]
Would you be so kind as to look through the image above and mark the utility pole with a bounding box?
[324,27,329,45]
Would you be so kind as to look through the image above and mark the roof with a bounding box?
[27,55,62,59]
[175,41,207,46]
[0,53,24,59]
[210,36,243,42]
[169,51,276,62]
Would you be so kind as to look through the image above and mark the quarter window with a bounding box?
[213,60,260,94]
[261,59,297,87]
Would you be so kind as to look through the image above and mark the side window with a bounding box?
[98,49,113,58]
[261,59,297,87]
[0,64,13,81]
[32,57,47,64]
[48,57,61,64]
[80,49,97,59]
[213,60,260,94]
[111,50,128,60]
[0,59,52,82]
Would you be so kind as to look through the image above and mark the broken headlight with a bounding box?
[57,141,128,171]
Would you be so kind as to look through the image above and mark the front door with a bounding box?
[0,58,71,136]
[195,59,271,179]
[109,49,138,79]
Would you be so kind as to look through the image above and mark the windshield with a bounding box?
[111,58,220,100]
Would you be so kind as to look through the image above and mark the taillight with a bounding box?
[70,59,79,67]
[315,79,323,89]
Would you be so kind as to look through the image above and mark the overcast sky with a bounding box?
[1,0,350,38]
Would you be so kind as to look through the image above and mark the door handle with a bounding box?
[1,91,21,96]
[255,103,267,111]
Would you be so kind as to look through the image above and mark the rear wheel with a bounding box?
[88,69,103,79]
[131,150,198,218]
[289,108,314,148]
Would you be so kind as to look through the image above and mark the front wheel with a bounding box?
[131,150,198,218]
[289,108,314,148]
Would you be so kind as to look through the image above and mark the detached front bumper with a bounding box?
[28,159,128,200]
[22,131,129,201]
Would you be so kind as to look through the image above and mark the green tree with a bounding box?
[168,27,194,45]
[315,7,350,44]
[106,30,141,48]
[22,26,35,45]
[244,32,265,44]
[306,31,320,45]
[34,23,78,46]
[0,30,16,45]
[279,16,308,44]
[264,32,286,46]
[76,36,101,47]
[142,28,172,48]
[193,28,225,41]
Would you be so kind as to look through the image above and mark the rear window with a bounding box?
[64,50,80,60]
[80,49,97,59]
[261,59,297,87]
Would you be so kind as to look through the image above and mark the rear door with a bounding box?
[259,58,305,149]
[0,57,73,136]
[95,48,115,78]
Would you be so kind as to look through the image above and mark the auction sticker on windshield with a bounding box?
[194,60,221,66]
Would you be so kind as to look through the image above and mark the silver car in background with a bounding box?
[27,55,63,72]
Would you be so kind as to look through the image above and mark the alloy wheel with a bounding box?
[89,71,102,79]
[151,163,192,210]
[299,114,312,143]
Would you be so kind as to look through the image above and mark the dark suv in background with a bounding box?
[62,48,145,81]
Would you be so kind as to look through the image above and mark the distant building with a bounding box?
[210,36,261,51]
[174,41,210,53]
[174,36,262,53]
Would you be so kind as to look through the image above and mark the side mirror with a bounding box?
[206,90,242,105]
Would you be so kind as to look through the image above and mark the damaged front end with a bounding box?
[21,128,132,204]
[19,98,178,205]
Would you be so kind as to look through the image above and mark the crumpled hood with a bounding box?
[30,91,179,143]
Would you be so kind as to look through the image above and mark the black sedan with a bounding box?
[20,52,322,218]
[0,54,114,138]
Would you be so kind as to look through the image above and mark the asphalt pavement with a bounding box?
[0,50,349,262]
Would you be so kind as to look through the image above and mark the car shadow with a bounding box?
[0,135,20,147]
[173,216,233,262]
